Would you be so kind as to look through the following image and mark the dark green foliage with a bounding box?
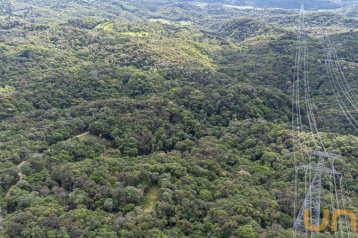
[0,3,358,238]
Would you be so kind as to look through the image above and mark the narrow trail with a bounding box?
[16,161,26,182]
[48,131,90,151]
[0,160,26,229]
[0,132,90,229]
[67,131,90,141]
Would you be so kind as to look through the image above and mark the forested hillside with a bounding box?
[2,0,358,35]
[1,1,358,238]
[334,3,358,18]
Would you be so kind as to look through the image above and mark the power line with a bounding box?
[293,5,348,237]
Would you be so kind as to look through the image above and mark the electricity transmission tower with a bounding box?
[293,5,345,236]
[294,150,342,234]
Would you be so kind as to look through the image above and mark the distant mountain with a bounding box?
[123,0,357,10]
[2,0,358,20]
[214,17,286,42]
[334,3,358,18]
[217,0,336,10]
[3,1,358,237]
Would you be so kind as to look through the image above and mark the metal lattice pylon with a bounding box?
[294,150,342,233]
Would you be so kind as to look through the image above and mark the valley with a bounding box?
[1,0,358,237]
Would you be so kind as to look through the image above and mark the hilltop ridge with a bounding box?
[1,2,358,238]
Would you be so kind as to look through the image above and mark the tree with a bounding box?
[124,186,140,204]
[20,162,35,176]
[57,227,70,238]
[89,121,105,135]
[116,137,138,156]
[161,192,172,202]
[106,116,116,126]
[17,180,30,190]
[52,132,64,141]
[236,225,258,238]
[104,198,114,212]
[261,152,280,166]
[199,189,213,201]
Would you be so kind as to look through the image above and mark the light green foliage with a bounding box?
[236,225,258,238]
[20,162,35,176]
[199,189,213,201]
[1,3,358,238]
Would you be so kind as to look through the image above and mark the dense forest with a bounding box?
[1,0,358,238]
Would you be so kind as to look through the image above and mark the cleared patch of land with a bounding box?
[67,131,90,141]
[148,19,192,26]
[120,32,149,37]
[142,185,159,213]
[149,18,171,24]
[223,5,263,10]
[76,133,99,142]
[94,22,113,31]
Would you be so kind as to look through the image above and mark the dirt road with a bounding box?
[0,160,26,229]
[67,131,89,141]
[0,132,90,229]
[48,131,90,151]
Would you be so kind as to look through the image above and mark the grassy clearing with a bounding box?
[141,185,159,213]
[178,21,192,26]
[148,18,192,27]
[149,18,171,24]
[94,22,113,31]
[77,133,100,142]
[120,32,149,37]
[0,85,15,95]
